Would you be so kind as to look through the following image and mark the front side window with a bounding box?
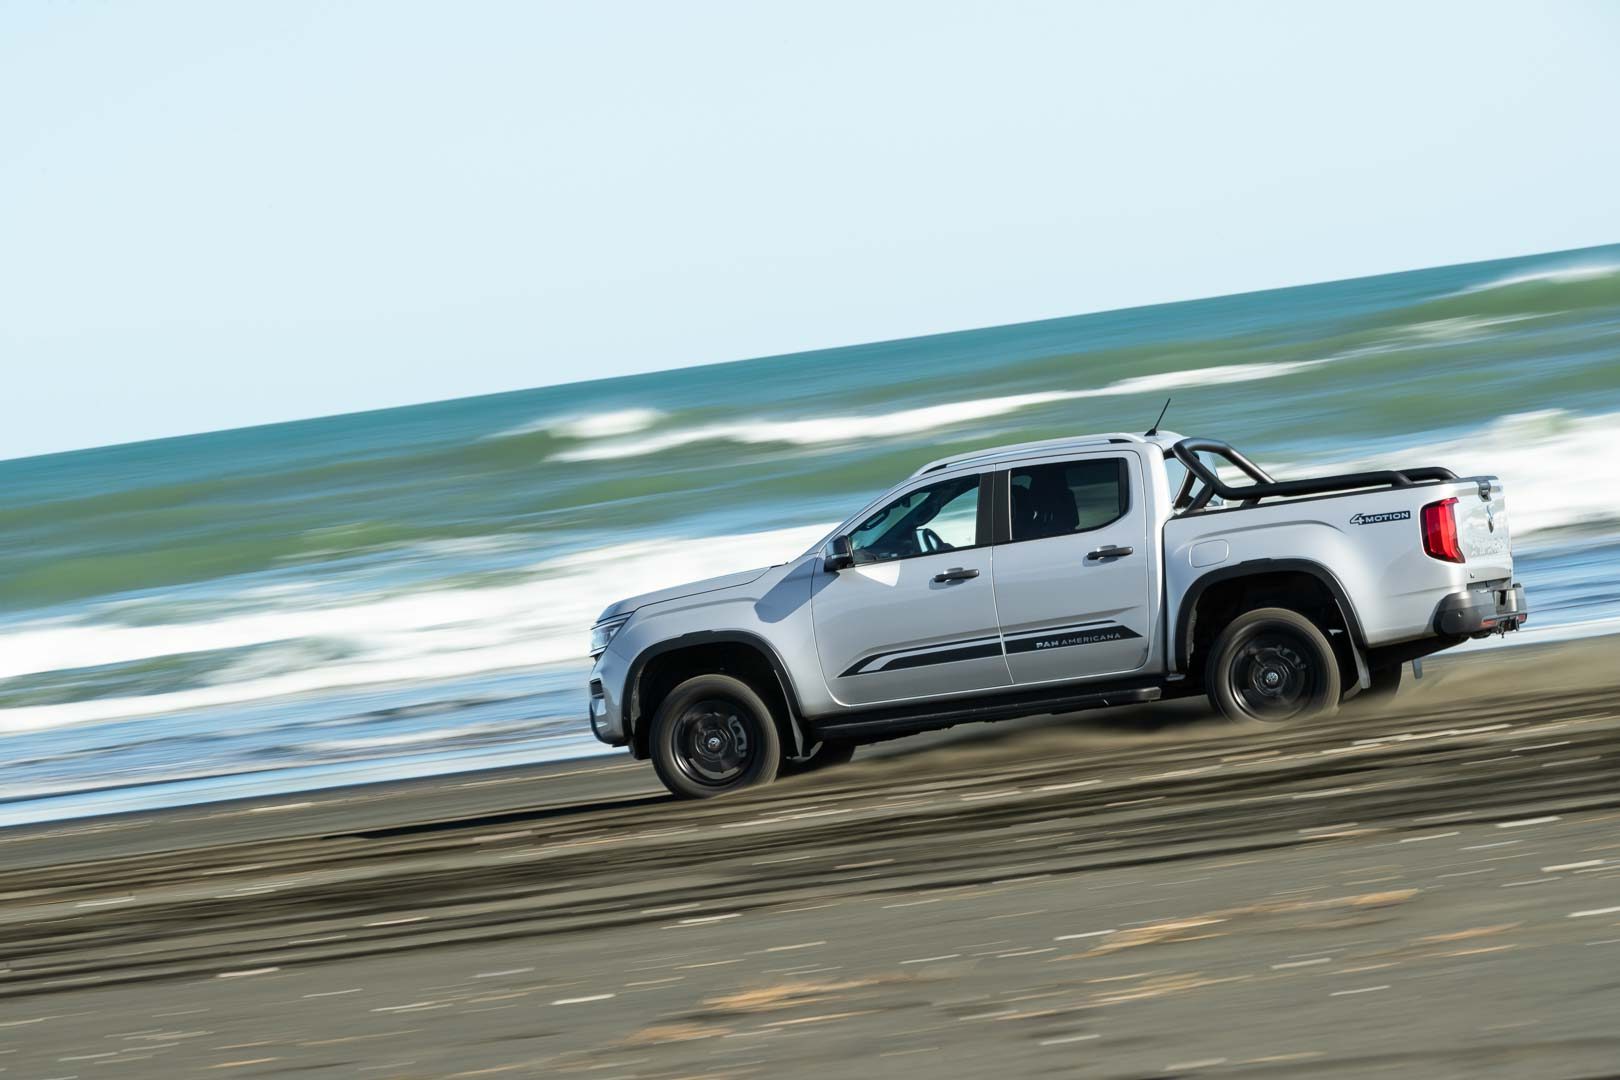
[847,474,981,563]
[1009,458,1129,542]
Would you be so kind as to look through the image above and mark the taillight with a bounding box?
[1421,497,1465,563]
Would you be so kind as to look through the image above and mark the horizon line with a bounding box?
[7,238,1616,468]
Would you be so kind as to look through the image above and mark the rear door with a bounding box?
[811,472,1012,707]
[992,452,1152,685]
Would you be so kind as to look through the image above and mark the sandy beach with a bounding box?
[3,637,1618,1079]
[8,12,1618,1079]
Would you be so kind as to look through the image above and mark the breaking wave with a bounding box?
[10,407,1612,738]
[1277,409,1620,538]
[552,359,1335,462]
[491,406,663,441]
[0,524,830,736]
[6,242,1619,824]
[1454,260,1620,295]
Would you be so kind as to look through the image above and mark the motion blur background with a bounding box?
[3,244,1619,825]
[3,2,1620,826]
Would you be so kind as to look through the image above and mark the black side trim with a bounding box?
[840,619,1139,677]
[1173,558,1367,672]
[1000,619,1108,641]
[879,641,1003,672]
[839,635,1003,678]
[812,677,1166,741]
[624,630,807,754]
[1005,623,1141,654]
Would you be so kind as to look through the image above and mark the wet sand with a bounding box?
[3,638,1619,1079]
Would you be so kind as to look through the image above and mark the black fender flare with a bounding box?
[623,630,809,756]
[1174,558,1370,687]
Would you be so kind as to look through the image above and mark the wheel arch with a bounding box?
[624,631,809,759]
[1176,558,1369,687]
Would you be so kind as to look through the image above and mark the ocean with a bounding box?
[3,244,1619,826]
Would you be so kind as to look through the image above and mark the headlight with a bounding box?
[590,617,629,657]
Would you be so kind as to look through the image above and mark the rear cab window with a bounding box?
[1008,458,1129,542]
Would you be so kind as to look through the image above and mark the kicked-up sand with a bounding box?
[1,637,1618,1078]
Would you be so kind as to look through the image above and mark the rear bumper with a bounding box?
[1436,582,1527,637]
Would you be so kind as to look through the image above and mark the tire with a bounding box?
[783,739,857,775]
[1206,607,1341,726]
[650,674,782,799]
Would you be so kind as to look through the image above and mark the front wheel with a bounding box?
[1206,607,1341,726]
[650,674,782,799]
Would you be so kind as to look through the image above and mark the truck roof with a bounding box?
[908,430,1185,479]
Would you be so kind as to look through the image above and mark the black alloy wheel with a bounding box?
[650,674,782,799]
[1207,607,1341,726]
[672,699,755,785]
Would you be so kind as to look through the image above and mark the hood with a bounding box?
[595,566,774,623]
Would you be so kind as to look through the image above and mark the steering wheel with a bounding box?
[919,527,948,554]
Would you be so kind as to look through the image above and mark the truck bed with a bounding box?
[1163,474,1514,650]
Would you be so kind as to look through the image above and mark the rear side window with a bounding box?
[1009,458,1129,542]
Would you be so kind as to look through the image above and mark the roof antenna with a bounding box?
[1145,397,1172,437]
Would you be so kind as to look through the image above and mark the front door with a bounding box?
[992,453,1152,685]
[811,472,1011,708]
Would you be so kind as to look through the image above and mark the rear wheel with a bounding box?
[650,674,782,799]
[1207,607,1341,726]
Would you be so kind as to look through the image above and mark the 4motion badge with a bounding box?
[1349,510,1411,525]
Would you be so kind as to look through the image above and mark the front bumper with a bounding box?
[1436,582,1527,638]
[588,677,626,745]
[587,647,631,746]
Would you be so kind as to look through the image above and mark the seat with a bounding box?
[1013,471,1078,538]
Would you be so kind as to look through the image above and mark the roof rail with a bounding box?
[908,431,1147,479]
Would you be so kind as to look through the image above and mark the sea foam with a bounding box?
[0,524,830,735]
[552,359,1335,462]
[1282,409,1620,539]
[2,409,1615,737]
[490,407,663,441]
[1455,261,1620,295]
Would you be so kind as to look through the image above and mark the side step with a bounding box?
[813,683,1163,741]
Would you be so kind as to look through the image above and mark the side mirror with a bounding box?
[825,536,855,572]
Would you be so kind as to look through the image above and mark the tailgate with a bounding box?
[1454,476,1513,582]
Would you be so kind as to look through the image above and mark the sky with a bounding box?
[2,1,1618,461]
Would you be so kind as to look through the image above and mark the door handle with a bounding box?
[932,567,980,583]
[1088,545,1134,560]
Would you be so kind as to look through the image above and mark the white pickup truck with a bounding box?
[587,430,1526,798]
